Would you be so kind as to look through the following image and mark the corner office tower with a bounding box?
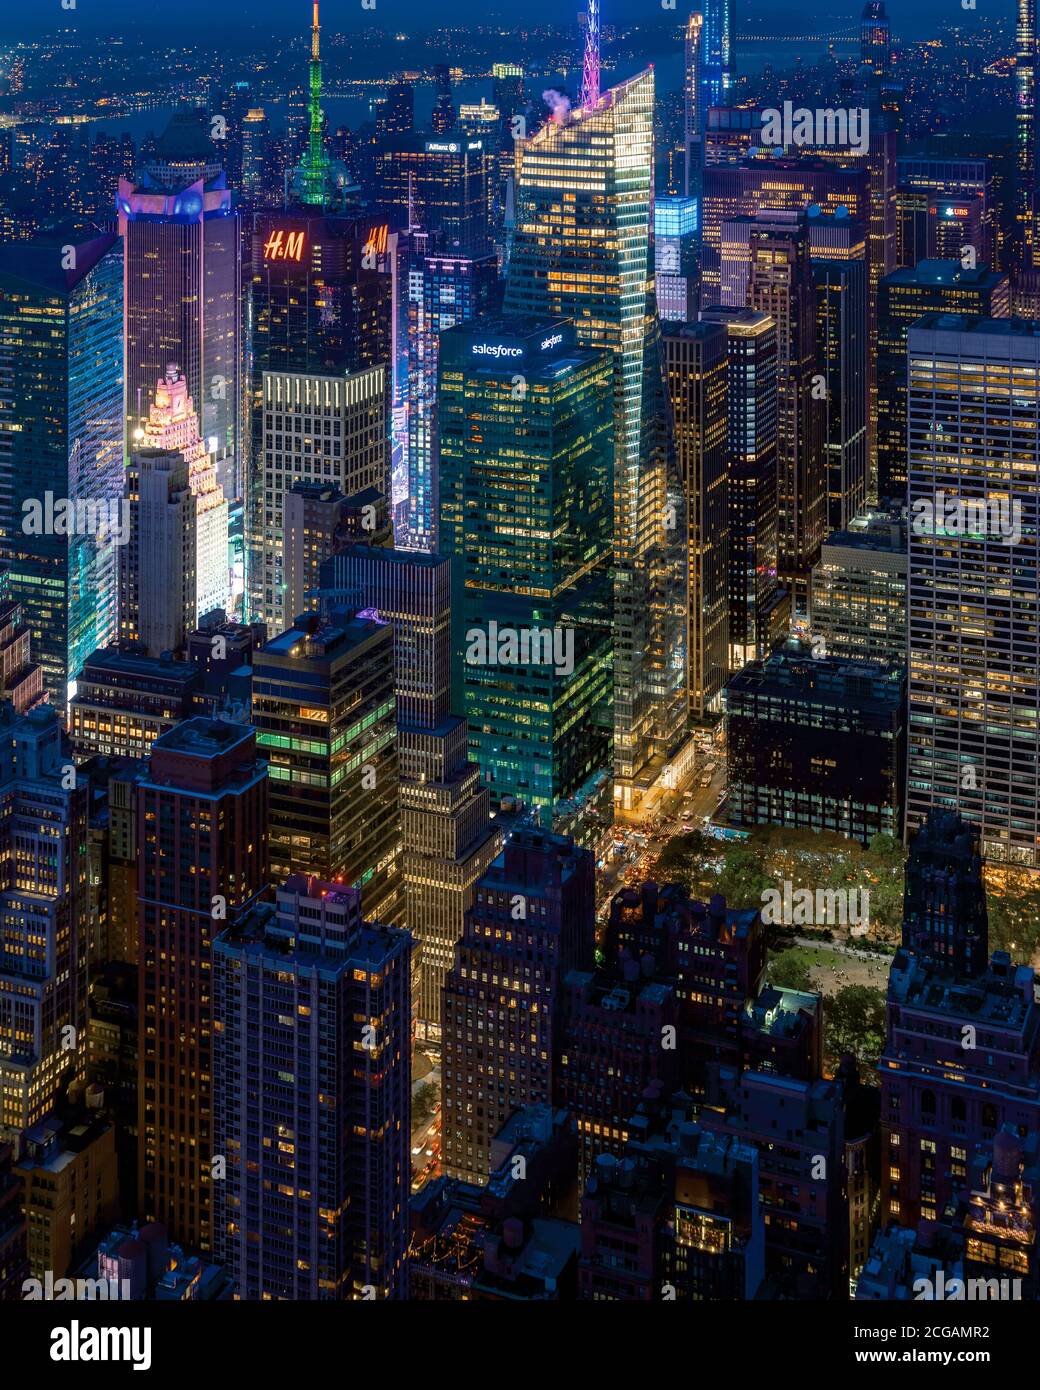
[504,67,688,811]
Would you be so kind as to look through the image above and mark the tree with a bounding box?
[767,950,816,994]
[825,985,886,1073]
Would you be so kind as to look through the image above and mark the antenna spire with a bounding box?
[581,0,601,110]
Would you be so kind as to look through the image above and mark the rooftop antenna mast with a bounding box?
[581,0,601,110]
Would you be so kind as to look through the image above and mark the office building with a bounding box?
[121,365,229,656]
[441,828,595,1184]
[661,321,729,721]
[808,211,869,531]
[213,876,411,1299]
[251,609,403,923]
[726,643,906,844]
[246,208,393,625]
[877,261,1009,502]
[282,483,391,624]
[326,544,500,1042]
[373,133,493,256]
[118,114,241,502]
[69,646,200,761]
[0,226,123,705]
[905,316,1040,864]
[881,812,1040,1227]
[700,307,785,672]
[403,250,498,551]
[895,154,995,270]
[438,319,614,815]
[810,509,907,665]
[702,0,735,107]
[16,1110,118,1278]
[0,705,90,1140]
[138,718,268,1250]
[256,365,388,637]
[744,212,825,615]
[861,2,890,77]
[654,197,699,323]
[504,69,689,810]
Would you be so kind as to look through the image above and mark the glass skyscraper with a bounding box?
[703,0,735,108]
[437,318,614,817]
[504,70,688,807]
[0,226,124,706]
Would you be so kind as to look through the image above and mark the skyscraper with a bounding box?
[744,212,825,616]
[881,812,1040,1228]
[437,319,614,816]
[905,316,1040,866]
[441,828,595,1184]
[0,706,89,1141]
[138,718,268,1250]
[121,365,229,656]
[860,3,891,79]
[255,364,388,637]
[246,209,393,626]
[808,211,869,531]
[661,320,729,721]
[702,0,735,107]
[505,67,688,809]
[699,307,785,672]
[0,227,123,706]
[118,114,242,503]
[326,544,500,1043]
[213,875,411,1298]
[876,260,1010,503]
[683,13,704,199]
[654,197,699,323]
[403,250,498,551]
[251,609,403,923]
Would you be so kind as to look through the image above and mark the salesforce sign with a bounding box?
[469,327,570,362]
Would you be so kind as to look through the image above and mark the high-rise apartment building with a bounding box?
[437,319,614,815]
[0,706,89,1140]
[137,718,268,1250]
[661,321,729,721]
[504,72,688,806]
[251,609,403,922]
[213,876,411,1299]
[905,316,1040,865]
[441,828,595,1184]
[121,366,228,656]
[0,227,123,705]
[877,261,1009,502]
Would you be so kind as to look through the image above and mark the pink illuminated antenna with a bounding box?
[581,0,600,110]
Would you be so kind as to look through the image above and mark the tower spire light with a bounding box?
[581,0,600,110]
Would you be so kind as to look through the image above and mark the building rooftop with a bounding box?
[151,716,253,759]
[882,258,1006,288]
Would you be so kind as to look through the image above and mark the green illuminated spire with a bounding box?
[300,1,330,207]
